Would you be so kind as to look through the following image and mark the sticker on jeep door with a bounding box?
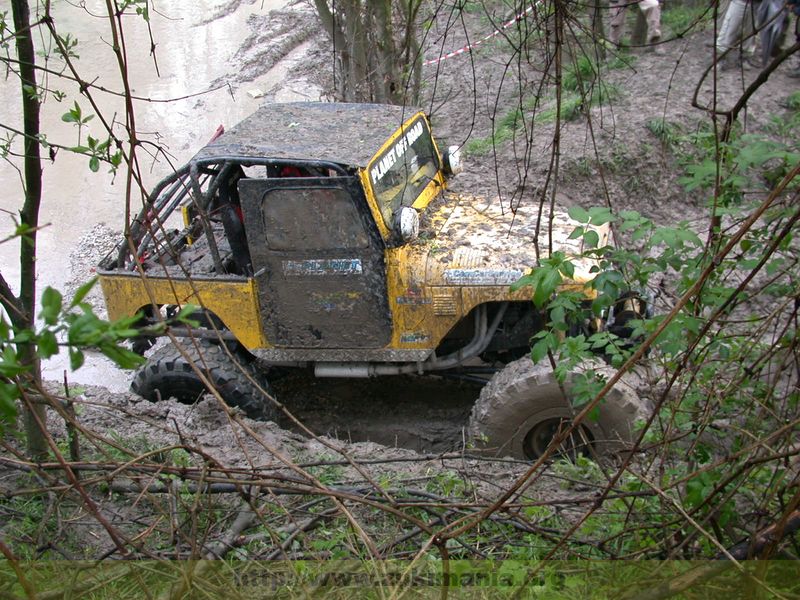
[283,259,363,276]
[443,268,524,285]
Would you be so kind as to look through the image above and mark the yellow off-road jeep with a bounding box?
[98,102,645,459]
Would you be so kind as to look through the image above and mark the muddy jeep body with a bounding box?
[98,102,638,459]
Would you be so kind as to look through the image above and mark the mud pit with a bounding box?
[272,372,482,453]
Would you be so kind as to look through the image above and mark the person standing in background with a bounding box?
[789,0,800,76]
[716,0,760,68]
[609,0,663,47]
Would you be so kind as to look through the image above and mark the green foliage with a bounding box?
[55,33,80,59]
[426,470,468,496]
[661,3,714,36]
[646,118,683,147]
[0,279,145,428]
[785,90,800,112]
[61,101,93,130]
[308,460,346,485]
[512,114,799,557]
[674,114,799,207]
[120,0,151,20]
[512,251,575,308]
[61,102,122,172]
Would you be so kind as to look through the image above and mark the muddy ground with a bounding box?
[18,1,800,482]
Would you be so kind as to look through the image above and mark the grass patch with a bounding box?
[661,4,714,36]
[785,90,800,112]
[466,58,624,156]
[646,118,684,148]
[537,83,622,124]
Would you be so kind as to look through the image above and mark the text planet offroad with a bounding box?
[370,120,426,185]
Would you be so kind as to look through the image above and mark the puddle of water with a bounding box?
[0,0,314,388]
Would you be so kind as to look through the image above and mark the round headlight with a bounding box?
[444,145,463,175]
[396,206,419,243]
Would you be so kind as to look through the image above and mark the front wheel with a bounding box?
[131,339,276,421]
[468,357,648,460]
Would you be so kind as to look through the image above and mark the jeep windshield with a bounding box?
[367,114,440,225]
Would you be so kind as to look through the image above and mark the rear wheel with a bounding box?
[131,339,276,420]
[468,357,648,460]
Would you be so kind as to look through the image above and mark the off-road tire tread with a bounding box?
[131,340,276,421]
[468,357,649,459]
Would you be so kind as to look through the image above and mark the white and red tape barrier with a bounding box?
[423,4,537,66]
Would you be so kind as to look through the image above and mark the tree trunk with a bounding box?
[371,1,396,103]
[591,0,606,58]
[11,0,48,460]
[313,0,422,105]
[400,0,423,105]
[313,0,351,100]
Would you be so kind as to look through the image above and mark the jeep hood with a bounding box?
[413,194,606,288]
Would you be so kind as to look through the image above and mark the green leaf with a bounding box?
[567,205,590,224]
[569,371,604,408]
[560,259,575,279]
[533,268,562,308]
[62,101,82,123]
[174,304,200,324]
[0,346,29,378]
[587,207,614,225]
[11,329,34,344]
[550,305,566,327]
[38,330,59,359]
[530,335,551,364]
[583,229,599,249]
[69,348,85,370]
[591,293,613,316]
[22,84,39,101]
[89,156,100,172]
[679,160,717,191]
[510,272,536,292]
[67,311,102,345]
[70,277,98,308]
[100,344,146,369]
[568,226,585,240]
[40,287,63,326]
[0,382,20,424]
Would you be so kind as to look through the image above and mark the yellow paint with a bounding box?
[360,168,391,239]
[180,205,196,245]
[98,273,268,349]
[101,114,603,359]
[100,253,595,356]
[409,171,445,212]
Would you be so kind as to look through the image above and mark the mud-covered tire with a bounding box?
[468,357,649,460]
[131,340,276,421]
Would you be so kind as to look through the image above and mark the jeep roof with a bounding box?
[193,102,425,167]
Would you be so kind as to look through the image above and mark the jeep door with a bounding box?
[239,177,392,349]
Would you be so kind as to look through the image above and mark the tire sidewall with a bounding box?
[470,357,643,459]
